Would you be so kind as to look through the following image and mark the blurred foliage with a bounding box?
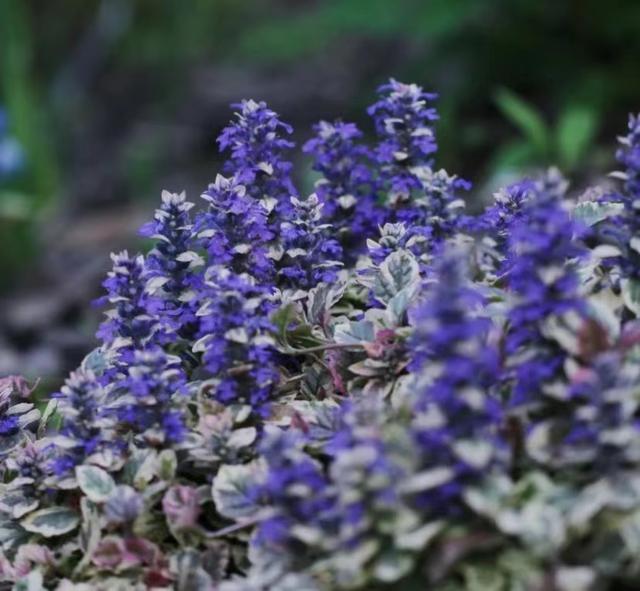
[492,89,600,174]
[0,0,59,281]
[2,0,640,287]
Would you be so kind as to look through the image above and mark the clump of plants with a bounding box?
[3,80,640,590]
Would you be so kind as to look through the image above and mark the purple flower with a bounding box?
[476,179,536,253]
[324,398,410,552]
[591,116,640,282]
[195,267,278,416]
[565,352,640,470]
[0,377,39,445]
[505,186,586,407]
[303,120,383,254]
[368,79,439,198]
[110,347,188,444]
[251,427,335,548]
[303,121,372,220]
[218,99,297,224]
[197,174,274,283]
[51,370,115,474]
[96,251,165,354]
[409,251,503,511]
[616,114,640,199]
[278,194,343,290]
[395,168,471,248]
[140,190,201,338]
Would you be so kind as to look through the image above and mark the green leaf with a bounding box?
[622,278,640,316]
[396,520,444,551]
[0,432,22,456]
[271,303,297,345]
[76,465,116,503]
[556,105,598,170]
[21,506,79,537]
[37,398,57,438]
[374,250,420,304]
[81,347,111,376]
[0,514,30,552]
[373,549,414,583]
[13,570,45,591]
[158,449,178,481]
[173,548,218,591]
[462,564,505,591]
[212,461,265,520]
[0,491,39,519]
[399,468,454,494]
[573,200,624,227]
[271,303,322,350]
[334,319,375,344]
[489,140,537,174]
[554,566,597,591]
[495,88,549,158]
[307,280,347,326]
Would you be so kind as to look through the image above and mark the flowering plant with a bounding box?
[3,80,640,590]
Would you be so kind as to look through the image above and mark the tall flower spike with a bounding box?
[0,377,39,458]
[51,370,115,475]
[97,251,165,357]
[528,350,640,474]
[303,120,384,252]
[194,267,278,416]
[109,347,188,445]
[218,99,297,224]
[477,179,536,254]
[250,426,335,548]
[395,167,471,248]
[278,194,343,291]
[368,78,439,198]
[409,251,503,512]
[322,397,422,587]
[198,174,274,283]
[303,121,372,220]
[140,190,201,338]
[2,441,53,517]
[616,113,640,199]
[593,116,640,282]
[505,187,586,408]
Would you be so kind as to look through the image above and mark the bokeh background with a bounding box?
[2,0,640,386]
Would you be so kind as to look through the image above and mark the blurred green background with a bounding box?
[2,0,640,380]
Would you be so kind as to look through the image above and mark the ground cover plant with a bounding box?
[3,80,640,590]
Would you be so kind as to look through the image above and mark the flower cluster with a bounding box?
[409,253,503,510]
[278,194,343,290]
[368,78,438,197]
[198,174,274,282]
[109,347,188,445]
[617,113,640,199]
[218,99,297,224]
[195,267,278,416]
[589,115,640,283]
[503,185,586,408]
[304,120,383,250]
[50,369,113,475]
[96,251,165,357]
[5,81,640,591]
[140,190,201,337]
[303,121,373,221]
[528,348,640,475]
[0,377,39,459]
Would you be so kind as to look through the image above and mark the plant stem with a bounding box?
[283,342,364,355]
